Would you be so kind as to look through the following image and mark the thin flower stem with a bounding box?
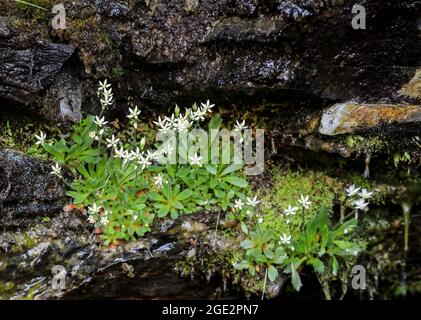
[253,206,262,236]
[261,267,268,300]
[134,165,140,196]
[302,207,309,249]
[301,207,305,231]
[213,211,221,239]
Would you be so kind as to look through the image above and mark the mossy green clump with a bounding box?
[257,168,337,238]
[0,281,16,299]
[345,135,388,156]
[9,232,38,254]
[6,0,55,25]
[175,236,263,298]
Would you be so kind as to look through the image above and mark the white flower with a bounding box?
[353,198,369,211]
[345,184,361,197]
[284,205,298,216]
[106,135,120,149]
[258,217,264,224]
[113,147,126,159]
[34,131,47,145]
[122,149,134,163]
[146,150,160,161]
[138,154,152,169]
[153,116,169,131]
[100,215,109,225]
[246,196,260,207]
[50,163,62,178]
[153,174,165,188]
[130,147,143,161]
[298,195,312,209]
[176,117,191,133]
[189,153,203,166]
[165,114,176,129]
[133,215,138,221]
[94,116,108,127]
[97,80,113,110]
[200,100,215,114]
[280,234,291,245]
[88,203,101,214]
[88,131,97,140]
[162,144,174,156]
[234,120,248,132]
[358,188,373,199]
[233,199,244,210]
[127,106,141,120]
[88,215,96,224]
[98,79,111,92]
[189,108,206,122]
[100,88,113,108]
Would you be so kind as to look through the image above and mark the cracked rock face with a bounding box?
[2,0,421,123]
[0,149,66,227]
[0,17,75,124]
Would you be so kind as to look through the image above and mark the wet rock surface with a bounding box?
[1,0,420,121]
[0,149,230,299]
[0,149,66,227]
[0,207,228,299]
[0,16,75,123]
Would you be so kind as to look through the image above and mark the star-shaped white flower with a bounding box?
[345,184,361,197]
[130,147,143,161]
[176,117,191,133]
[189,108,206,122]
[153,174,165,188]
[280,234,291,245]
[284,205,298,216]
[50,163,62,178]
[189,153,203,166]
[100,215,109,225]
[298,194,312,210]
[200,100,215,114]
[234,120,248,132]
[34,131,47,145]
[358,188,373,199]
[88,203,101,215]
[88,215,96,224]
[353,198,369,211]
[94,116,108,127]
[233,199,244,210]
[113,147,126,159]
[98,79,111,92]
[127,106,141,120]
[88,131,97,140]
[138,154,152,169]
[153,116,170,131]
[106,135,120,149]
[246,196,260,207]
[165,114,176,129]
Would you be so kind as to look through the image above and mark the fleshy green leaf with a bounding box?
[224,176,248,188]
[268,265,278,282]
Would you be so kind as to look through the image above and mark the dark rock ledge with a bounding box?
[0,149,232,299]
